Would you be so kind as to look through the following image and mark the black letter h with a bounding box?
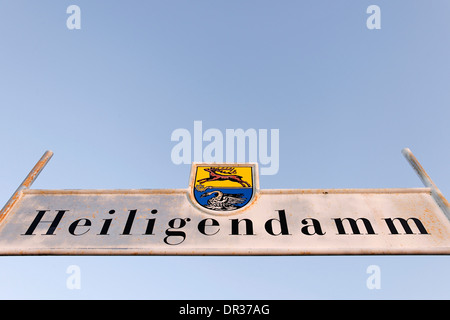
[22,210,66,235]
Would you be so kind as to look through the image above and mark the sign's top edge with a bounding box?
[22,187,432,195]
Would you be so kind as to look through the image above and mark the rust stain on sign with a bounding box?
[0,151,53,225]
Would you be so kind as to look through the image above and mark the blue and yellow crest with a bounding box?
[190,164,258,214]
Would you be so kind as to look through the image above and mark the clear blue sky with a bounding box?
[0,1,449,299]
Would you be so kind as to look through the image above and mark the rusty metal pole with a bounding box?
[402,148,450,220]
[0,150,53,224]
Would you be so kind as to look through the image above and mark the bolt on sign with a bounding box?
[0,149,449,255]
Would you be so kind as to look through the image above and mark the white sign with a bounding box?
[0,151,449,255]
[0,187,448,255]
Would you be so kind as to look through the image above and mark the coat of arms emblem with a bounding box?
[189,163,258,214]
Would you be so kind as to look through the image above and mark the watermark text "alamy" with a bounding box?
[171,121,279,175]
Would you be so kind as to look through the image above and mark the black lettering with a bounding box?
[198,218,220,236]
[164,218,190,245]
[22,210,66,235]
[230,218,254,235]
[143,209,158,235]
[333,218,376,235]
[69,218,91,236]
[301,218,326,235]
[121,209,137,235]
[265,210,290,235]
[383,217,429,235]
[98,210,115,235]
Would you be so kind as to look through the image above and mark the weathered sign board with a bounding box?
[0,149,449,255]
